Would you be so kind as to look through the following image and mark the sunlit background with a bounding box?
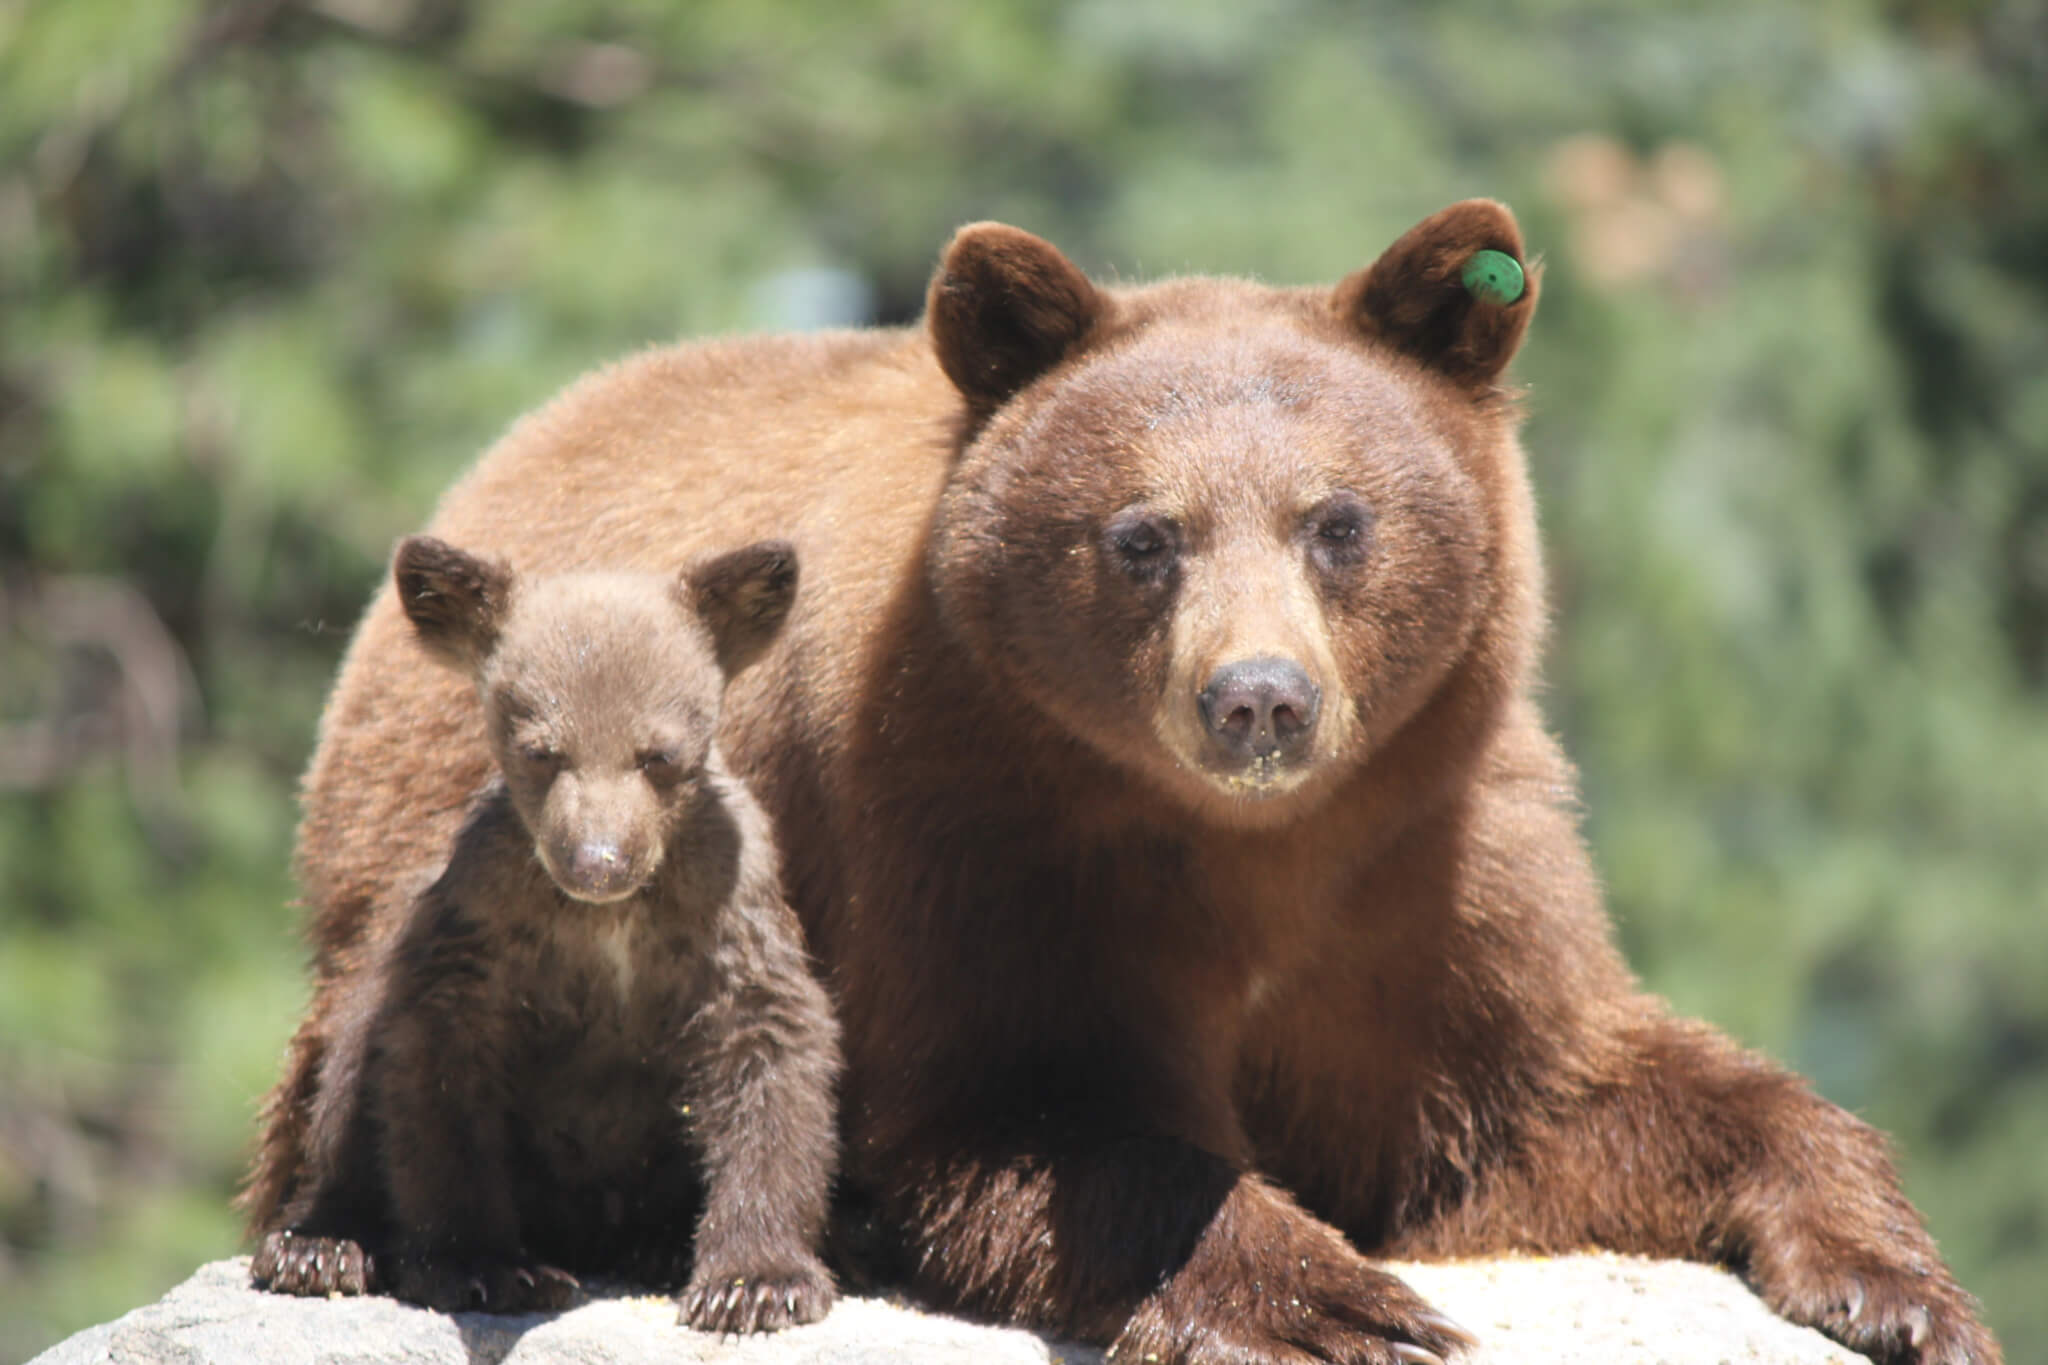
[2,2,2044,1360]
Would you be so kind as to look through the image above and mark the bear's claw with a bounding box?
[678,1259,834,1334]
[250,1230,375,1297]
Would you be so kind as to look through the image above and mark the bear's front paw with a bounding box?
[388,1253,580,1315]
[1750,1243,2001,1365]
[1116,1251,1471,1365]
[250,1230,375,1296]
[678,1255,835,1334]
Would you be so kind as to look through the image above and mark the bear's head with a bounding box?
[925,200,1542,829]
[393,536,798,902]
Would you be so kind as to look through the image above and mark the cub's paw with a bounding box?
[388,1253,580,1315]
[1117,1255,1472,1365]
[679,1256,835,1334]
[1751,1244,2001,1365]
[250,1230,375,1296]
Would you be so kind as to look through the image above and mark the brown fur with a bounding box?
[246,540,840,1334]
[247,201,1998,1363]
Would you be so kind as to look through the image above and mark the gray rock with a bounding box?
[30,1260,1096,1365]
[1395,1254,1871,1364]
[30,1254,1869,1365]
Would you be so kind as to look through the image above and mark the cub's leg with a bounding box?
[247,989,387,1297]
[672,905,842,1334]
[371,902,577,1315]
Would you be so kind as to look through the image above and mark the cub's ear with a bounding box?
[928,222,1108,411]
[393,536,514,671]
[1333,199,1538,389]
[683,539,799,678]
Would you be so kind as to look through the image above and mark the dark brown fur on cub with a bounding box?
[247,203,1998,1363]
[247,538,839,1334]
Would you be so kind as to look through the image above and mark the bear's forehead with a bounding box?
[485,648,714,756]
[1045,321,1438,444]
[486,576,717,715]
[1002,324,1453,509]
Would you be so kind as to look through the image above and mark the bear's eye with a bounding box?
[1306,495,1374,570]
[1103,511,1179,582]
[637,749,687,787]
[516,741,563,770]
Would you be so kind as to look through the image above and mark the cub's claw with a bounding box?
[678,1258,834,1334]
[250,1230,375,1297]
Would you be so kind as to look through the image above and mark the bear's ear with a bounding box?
[683,539,799,678]
[1332,199,1538,390]
[928,222,1108,411]
[393,535,515,672]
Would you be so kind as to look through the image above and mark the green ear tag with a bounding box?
[1461,249,1525,306]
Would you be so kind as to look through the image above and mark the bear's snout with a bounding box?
[1197,656,1321,772]
[546,835,647,904]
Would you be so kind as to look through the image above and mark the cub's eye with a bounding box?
[1103,511,1180,582]
[517,741,562,768]
[637,750,686,787]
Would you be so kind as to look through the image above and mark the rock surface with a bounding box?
[31,1253,1870,1365]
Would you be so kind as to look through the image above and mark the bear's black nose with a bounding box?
[1197,656,1321,765]
[560,839,636,902]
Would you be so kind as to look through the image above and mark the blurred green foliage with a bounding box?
[2,0,2043,1359]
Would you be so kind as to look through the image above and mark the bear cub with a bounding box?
[249,536,841,1334]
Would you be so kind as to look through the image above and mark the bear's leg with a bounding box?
[250,1153,386,1298]
[371,983,578,1314]
[672,943,839,1335]
[1385,1016,1999,1365]
[245,997,391,1297]
[885,1133,1471,1365]
[240,1011,323,1242]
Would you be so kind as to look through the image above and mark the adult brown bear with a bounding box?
[245,201,1997,1364]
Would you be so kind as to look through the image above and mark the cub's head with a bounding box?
[394,536,798,902]
[925,201,1542,828]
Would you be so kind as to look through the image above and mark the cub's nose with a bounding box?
[557,839,638,903]
[1197,656,1321,765]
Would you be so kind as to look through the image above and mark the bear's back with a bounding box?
[296,326,952,969]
